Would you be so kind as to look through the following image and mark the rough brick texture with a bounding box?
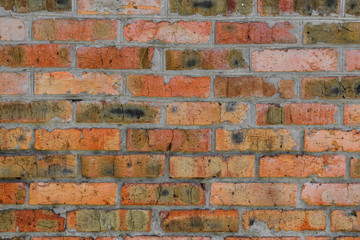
[0,0,357,239]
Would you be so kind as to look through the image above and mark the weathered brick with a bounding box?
[67,209,151,232]
[227,238,300,240]
[278,79,296,98]
[259,155,345,177]
[216,129,297,152]
[344,105,360,125]
[0,128,31,150]
[77,0,161,15]
[166,49,248,70]
[0,155,77,178]
[35,72,121,95]
[0,73,28,95]
[124,20,212,44]
[32,238,116,240]
[33,19,117,41]
[331,210,360,231]
[302,183,360,206]
[216,22,297,44]
[77,47,154,69]
[351,158,360,178]
[0,17,26,41]
[258,0,339,16]
[214,76,277,98]
[160,210,239,232]
[305,129,360,152]
[0,101,72,123]
[256,103,337,125]
[127,129,211,152]
[122,183,205,205]
[346,50,360,71]
[127,75,210,98]
[346,0,360,16]
[170,0,253,16]
[0,210,65,232]
[220,102,249,124]
[35,129,120,151]
[211,183,296,206]
[0,183,26,204]
[29,183,117,205]
[242,210,326,231]
[0,45,72,68]
[126,237,209,240]
[0,0,71,12]
[252,49,338,72]
[170,155,255,178]
[81,155,165,178]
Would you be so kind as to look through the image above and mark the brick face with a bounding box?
[0,0,357,238]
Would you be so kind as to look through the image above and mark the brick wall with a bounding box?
[0,0,359,239]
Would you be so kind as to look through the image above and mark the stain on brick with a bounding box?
[0,0,71,12]
[346,0,360,16]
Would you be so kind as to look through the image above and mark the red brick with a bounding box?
[0,73,28,95]
[0,183,26,204]
[256,103,337,125]
[33,19,117,41]
[32,238,117,240]
[0,44,72,68]
[214,76,277,98]
[170,155,255,178]
[278,79,296,98]
[227,238,300,240]
[216,129,297,152]
[127,75,210,98]
[0,155,77,178]
[29,183,117,205]
[35,129,120,151]
[302,183,360,206]
[0,210,65,232]
[77,0,161,15]
[35,72,121,95]
[0,128,32,150]
[0,17,26,41]
[121,183,205,205]
[124,20,211,44]
[127,129,211,152]
[81,154,165,178]
[215,22,249,44]
[77,47,154,69]
[344,105,360,125]
[331,210,360,231]
[259,155,345,177]
[67,209,151,232]
[252,49,338,72]
[126,237,209,240]
[305,129,360,152]
[160,210,239,232]
[166,49,248,70]
[346,50,360,71]
[211,183,296,206]
[242,210,326,231]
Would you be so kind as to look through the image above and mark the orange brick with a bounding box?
[170,155,255,178]
[0,17,27,41]
[29,183,117,205]
[211,183,296,206]
[0,128,32,150]
[252,49,338,72]
[126,237,210,240]
[160,210,239,232]
[67,209,151,232]
[242,210,326,231]
[220,102,249,124]
[127,129,211,152]
[33,19,117,41]
[81,155,165,178]
[346,50,360,71]
[127,75,210,98]
[121,183,205,205]
[124,20,211,43]
[0,73,28,95]
[278,79,296,98]
[344,105,360,125]
[35,129,120,151]
[331,210,360,231]
[256,103,337,125]
[227,238,300,240]
[35,72,122,95]
[305,129,360,152]
[302,183,360,206]
[216,129,297,152]
[259,155,345,177]
[0,183,26,204]
[32,238,116,240]
[77,47,154,69]
[0,44,72,68]
[0,155,77,178]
